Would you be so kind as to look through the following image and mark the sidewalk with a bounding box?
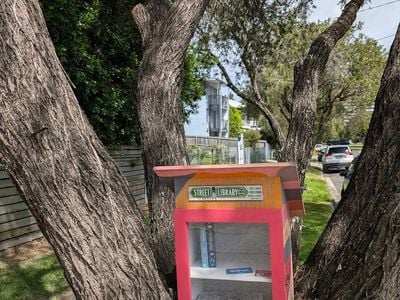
[310,160,340,208]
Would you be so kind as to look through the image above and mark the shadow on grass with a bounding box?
[299,202,333,263]
[0,254,69,300]
[307,165,322,175]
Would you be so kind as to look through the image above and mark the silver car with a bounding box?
[322,145,354,173]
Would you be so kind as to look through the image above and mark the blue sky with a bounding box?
[310,0,400,50]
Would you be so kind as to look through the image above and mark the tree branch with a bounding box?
[309,0,365,74]
[216,60,251,101]
[131,0,169,49]
[251,73,286,147]
[283,0,365,178]
[279,87,292,123]
[215,57,286,148]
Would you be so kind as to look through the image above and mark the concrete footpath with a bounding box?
[310,161,341,208]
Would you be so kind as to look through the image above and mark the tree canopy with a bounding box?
[242,21,386,143]
[228,106,242,138]
[42,0,207,145]
[42,0,141,145]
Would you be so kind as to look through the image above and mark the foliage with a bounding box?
[320,116,346,141]
[344,111,372,142]
[42,0,141,145]
[199,0,312,82]
[0,255,69,299]
[197,0,313,147]
[260,21,325,132]
[187,145,229,165]
[243,130,261,149]
[181,46,214,122]
[314,27,386,141]
[258,21,386,142]
[187,145,202,164]
[228,107,242,138]
[42,0,207,145]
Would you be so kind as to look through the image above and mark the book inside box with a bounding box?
[189,223,272,300]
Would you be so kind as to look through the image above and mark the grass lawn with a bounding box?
[298,166,334,263]
[0,254,69,300]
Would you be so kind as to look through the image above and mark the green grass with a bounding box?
[0,254,69,300]
[303,178,331,203]
[350,143,363,151]
[299,167,334,263]
[299,202,333,262]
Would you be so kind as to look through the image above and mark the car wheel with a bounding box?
[322,166,327,173]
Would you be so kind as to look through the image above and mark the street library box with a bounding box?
[154,163,304,300]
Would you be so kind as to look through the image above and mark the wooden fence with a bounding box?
[0,146,146,251]
[0,140,274,251]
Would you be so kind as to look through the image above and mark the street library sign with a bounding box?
[189,185,263,201]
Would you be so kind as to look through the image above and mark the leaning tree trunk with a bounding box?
[131,0,209,285]
[281,0,364,185]
[279,0,364,266]
[295,24,400,299]
[0,1,170,299]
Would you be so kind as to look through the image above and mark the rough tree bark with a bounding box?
[0,1,170,299]
[295,24,400,299]
[131,0,209,284]
[280,0,365,267]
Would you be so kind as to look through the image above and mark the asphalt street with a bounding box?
[323,170,344,195]
[315,150,360,203]
[312,161,343,203]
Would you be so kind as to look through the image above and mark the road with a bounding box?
[312,160,344,203]
[324,170,344,193]
[314,150,360,203]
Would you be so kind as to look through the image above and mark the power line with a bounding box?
[360,0,400,12]
[376,34,395,40]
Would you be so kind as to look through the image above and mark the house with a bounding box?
[184,79,230,137]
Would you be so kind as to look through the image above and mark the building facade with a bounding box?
[184,79,230,138]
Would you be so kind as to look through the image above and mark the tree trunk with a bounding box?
[279,0,364,268]
[0,1,170,299]
[281,0,364,186]
[295,24,400,299]
[131,0,209,284]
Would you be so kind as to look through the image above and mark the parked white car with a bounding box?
[322,145,354,173]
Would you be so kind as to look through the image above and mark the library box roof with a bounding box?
[154,163,304,216]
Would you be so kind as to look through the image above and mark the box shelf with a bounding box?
[189,223,271,285]
[191,278,271,300]
[191,252,271,282]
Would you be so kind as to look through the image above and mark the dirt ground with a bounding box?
[0,238,54,270]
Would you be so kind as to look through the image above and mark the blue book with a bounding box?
[199,225,209,268]
[206,223,216,268]
[226,267,253,274]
